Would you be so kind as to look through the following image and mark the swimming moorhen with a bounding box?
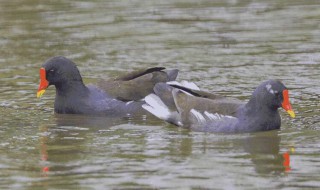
[37,56,178,116]
[142,80,295,133]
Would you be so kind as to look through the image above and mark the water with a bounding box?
[0,0,319,189]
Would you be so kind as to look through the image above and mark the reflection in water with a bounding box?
[36,122,90,187]
[39,126,49,177]
[54,114,130,128]
[192,130,296,175]
[282,151,291,172]
[53,113,157,130]
[239,131,294,175]
[17,112,304,189]
[36,114,153,180]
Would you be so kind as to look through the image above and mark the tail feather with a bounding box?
[142,94,171,120]
[143,81,201,127]
[167,80,200,91]
[142,93,182,126]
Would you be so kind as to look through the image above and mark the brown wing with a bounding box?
[97,67,178,101]
[172,90,242,123]
[114,67,165,81]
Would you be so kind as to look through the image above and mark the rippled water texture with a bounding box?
[0,0,319,189]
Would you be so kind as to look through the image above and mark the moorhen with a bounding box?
[37,56,178,116]
[142,80,295,133]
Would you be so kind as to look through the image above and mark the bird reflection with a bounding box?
[37,114,151,178]
[53,114,138,128]
[37,114,295,180]
[165,129,295,175]
[235,130,294,175]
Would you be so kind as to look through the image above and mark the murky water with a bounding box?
[0,0,319,189]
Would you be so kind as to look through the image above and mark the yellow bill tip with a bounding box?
[287,110,295,118]
[37,89,46,98]
[290,147,295,153]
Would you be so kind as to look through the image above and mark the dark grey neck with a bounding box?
[53,80,90,114]
[239,97,281,132]
[55,80,89,98]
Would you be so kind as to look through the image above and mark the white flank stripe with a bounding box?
[190,109,206,123]
[204,111,236,121]
[126,101,133,105]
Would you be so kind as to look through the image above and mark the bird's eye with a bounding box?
[49,69,55,73]
[274,91,279,96]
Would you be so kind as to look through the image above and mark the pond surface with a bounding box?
[0,0,319,189]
